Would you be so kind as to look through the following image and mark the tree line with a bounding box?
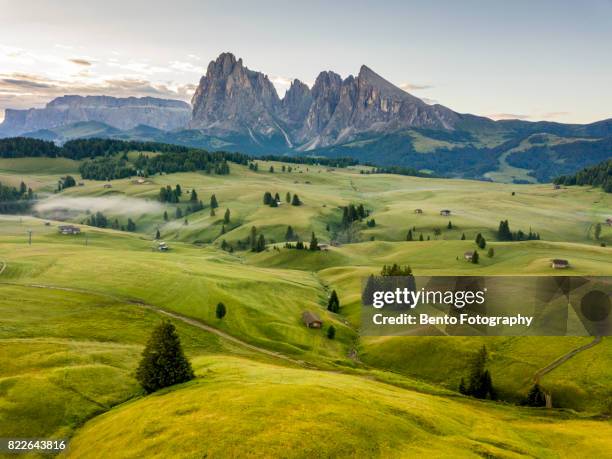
[554,158,612,193]
[0,180,34,213]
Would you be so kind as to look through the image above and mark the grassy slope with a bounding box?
[0,217,355,367]
[2,158,612,456]
[65,356,612,459]
[0,157,80,192]
[0,284,227,439]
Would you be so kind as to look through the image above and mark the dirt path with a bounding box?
[533,336,603,383]
[0,281,307,367]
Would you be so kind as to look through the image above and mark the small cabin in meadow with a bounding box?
[302,311,323,329]
[440,209,451,216]
[58,225,80,235]
[318,243,329,251]
[157,242,169,252]
[553,184,561,190]
[103,183,112,189]
[464,251,474,261]
[551,259,569,269]
[414,209,423,214]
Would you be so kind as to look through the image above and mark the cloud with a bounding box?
[420,97,439,105]
[487,111,572,122]
[399,82,433,91]
[0,77,52,89]
[168,60,202,73]
[69,58,93,66]
[541,111,570,119]
[487,113,532,121]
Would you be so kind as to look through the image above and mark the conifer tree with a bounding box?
[250,226,257,251]
[327,325,336,339]
[419,233,424,241]
[256,233,266,252]
[291,194,301,206]
[461,233,466,240]
[464,345,495,399]
[285,225,295,241]
[163,210,168,221]
[459,378,467,395]
[190,189,198,202]
[526,383,546,407]
[155,229,160,240]
[447,221,453,229]
[472,250,479,264]
[309,232,319,251]
[478,236,486,249]
[224,209,230,224]
[487,247,494,257]
[594,223,602,240]
[175,207,183,219]
[216,302,227,319]
[210,194,219,209]
[406,230,413,241]
[286,192,291,203]
[136,322,194,393]
[327,290,340,313]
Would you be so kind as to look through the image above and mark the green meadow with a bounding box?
[0,156,611,457]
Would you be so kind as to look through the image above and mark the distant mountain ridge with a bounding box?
[0,95,191,136]
[1,52,610,182]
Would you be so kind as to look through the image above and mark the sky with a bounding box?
[1,0,611,124]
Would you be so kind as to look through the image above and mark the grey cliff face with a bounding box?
[0,95,191,136]
[190,53,461,150]
[189,52,283,142]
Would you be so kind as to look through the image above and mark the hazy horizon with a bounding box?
[1,0,611,124]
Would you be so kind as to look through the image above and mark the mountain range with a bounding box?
[1,52,610,182]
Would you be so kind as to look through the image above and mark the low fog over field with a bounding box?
[35,196,163,216]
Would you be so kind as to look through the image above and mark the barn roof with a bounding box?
[302,310,322,324]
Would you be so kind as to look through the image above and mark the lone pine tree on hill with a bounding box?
[136,322,194,393]
[327,290,340,312]
[210,194,219,209]
[216,302,227,319]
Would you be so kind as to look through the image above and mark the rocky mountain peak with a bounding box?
[189,52,461,150]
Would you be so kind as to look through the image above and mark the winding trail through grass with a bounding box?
[533,336,603,383]
[0,279,308,368]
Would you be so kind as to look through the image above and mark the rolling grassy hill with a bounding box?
[1,154,611,457]
[66,356,612,459]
